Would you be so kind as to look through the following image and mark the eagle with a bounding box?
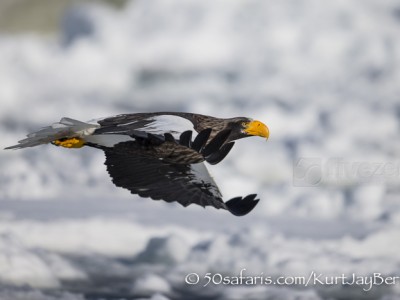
[6,112,269,216]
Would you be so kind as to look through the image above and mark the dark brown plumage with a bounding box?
[5,112,269,216]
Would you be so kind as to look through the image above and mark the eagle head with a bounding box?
[226,117,269,141]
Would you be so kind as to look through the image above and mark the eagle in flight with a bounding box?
[6,112,269,216]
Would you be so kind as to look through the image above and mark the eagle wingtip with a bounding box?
[225,194,260,216]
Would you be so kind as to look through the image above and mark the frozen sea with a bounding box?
[1,0,400,299]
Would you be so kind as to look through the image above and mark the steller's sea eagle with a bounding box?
[6,112,269,216]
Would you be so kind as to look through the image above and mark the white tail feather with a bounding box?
[5,118,99,150]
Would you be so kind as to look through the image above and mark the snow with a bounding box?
[0,289,85,300]
[0,0,400,299]
[132,274,171,296]
[136,235,191,264]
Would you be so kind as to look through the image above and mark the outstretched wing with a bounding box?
[104,150,259,216]
[103,130,258,216]
[104,151,225,209]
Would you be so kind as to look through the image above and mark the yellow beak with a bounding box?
[244,120,269,139]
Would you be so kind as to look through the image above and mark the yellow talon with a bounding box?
[53,137,85,148]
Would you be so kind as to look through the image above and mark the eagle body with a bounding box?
[6,112,269,216]
[95,112,253,145]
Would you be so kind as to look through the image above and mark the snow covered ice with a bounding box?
[1,0,400,299]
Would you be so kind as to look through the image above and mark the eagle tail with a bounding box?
[5,118,98,150]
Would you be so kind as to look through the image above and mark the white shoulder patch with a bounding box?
[143,115,196,139]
